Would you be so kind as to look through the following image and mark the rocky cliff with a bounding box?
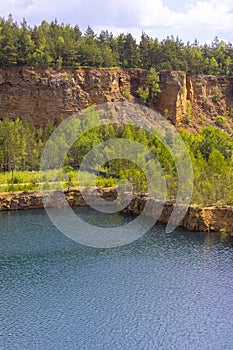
[0,67,233,130]
[0,67,145,126]
[156,71,233,129]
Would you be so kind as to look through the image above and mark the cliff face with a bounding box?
[156,71,233,129]
[0,67,233,129]
[186,73,233,130]
[0,67,146,126]
[156,71,187,125]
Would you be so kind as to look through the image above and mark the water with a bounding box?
[0,208,232,350]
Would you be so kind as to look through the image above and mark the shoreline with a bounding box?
[0,188,233,236]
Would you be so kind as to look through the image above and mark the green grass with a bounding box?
[0,170,118,193]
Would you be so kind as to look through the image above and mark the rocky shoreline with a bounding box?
[0,188,233,236]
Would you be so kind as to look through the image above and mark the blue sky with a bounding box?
[0,0,233,43]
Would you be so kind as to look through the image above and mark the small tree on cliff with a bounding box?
[137,68,161,106]
[148,68,161,102]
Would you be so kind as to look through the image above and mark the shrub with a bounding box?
[230,108,233,118]
[199,114,205,124]
[137,86,149,105]
[30,175,39,190]
[12,175,21,184]
[212,88,222,102]
[186,100,192,121]
[65,173,75,190]
[122,90,132,100]
[215,115,226,126]
[164,109,169,118]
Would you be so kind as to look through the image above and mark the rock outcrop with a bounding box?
[0,67,146,126]
[186,74,233,130]
[0,189,232,236]
[156,71,187,125]
[156,71,233,128]
[0,67,233,129]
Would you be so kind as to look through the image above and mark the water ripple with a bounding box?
[0,208,232,350]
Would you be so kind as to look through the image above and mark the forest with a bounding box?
[0,15,233,207]
[0,15,233,75]
[0,115,233,206]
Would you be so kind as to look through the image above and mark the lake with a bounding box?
[0,208,232,350]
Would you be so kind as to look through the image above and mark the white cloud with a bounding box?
[134,0,233,32]
[183,0,233,30]
[0,0,232,42]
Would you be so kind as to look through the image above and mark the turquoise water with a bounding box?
[0,208,233,350]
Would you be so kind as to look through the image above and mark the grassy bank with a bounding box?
[0,170,118,194]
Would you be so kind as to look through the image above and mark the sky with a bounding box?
[0,0,233,43]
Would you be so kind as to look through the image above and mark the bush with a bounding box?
[230,108,233,118]
[122,90,132,100]
[136,70,161,107]
[213,88,222,102]
[186,100,192,122]
[199,114,205,124]
[215,115,226,126]
[164,109,169,118]
[137,87,149,105]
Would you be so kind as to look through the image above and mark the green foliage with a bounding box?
[229,108,233,118]
[199,114,205,124]
[213,88,223,103]
[137,86,149,104]
[215,115,226,126]
[147,68,161,103]
[181,126,233,206]
[65,173,75,190]
[137,68,161,106]
[121,90,132,100]
[186,100,192,122]
[30,174,39,190]
[0,116,233,207]
[164,109,169,118]
[0,16,233,74]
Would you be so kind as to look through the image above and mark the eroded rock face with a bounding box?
[157,71,233,128]
[156,71,187,125]
[0,67,233,128]
[0,67,146,126]
[186,74,233,124]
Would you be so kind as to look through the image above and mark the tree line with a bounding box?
[0,116,233,206]
[1,15,233,75]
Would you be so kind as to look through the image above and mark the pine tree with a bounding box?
[0,15,18,66]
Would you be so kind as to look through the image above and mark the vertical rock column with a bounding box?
[156,71,187,125]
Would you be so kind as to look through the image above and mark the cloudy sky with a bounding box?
[0,0,233,43]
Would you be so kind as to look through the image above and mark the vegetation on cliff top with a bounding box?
[1,15,233,75]
[0,116,233,206]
